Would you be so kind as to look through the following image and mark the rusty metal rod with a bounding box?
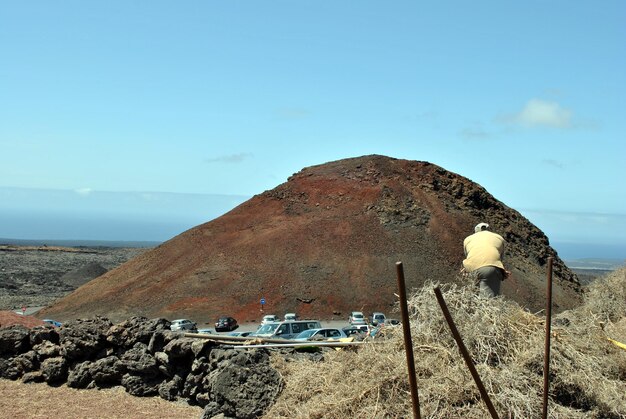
[433,287,500,419]
[542,256,554,419]
[396,262,421,419]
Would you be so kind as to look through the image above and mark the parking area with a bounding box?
[223,319,349,333]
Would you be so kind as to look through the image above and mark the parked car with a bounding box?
[349,311,367,325]
[43,319,62,327]
[229,331,253,337]
[197,328,214,334]
[261,314,279,325]
[293,328,347,342]
[170,319,197,332]
[341,324,372,336]
[342,326,360,337]
[252,320,322,339]
[284,313,298,321]
[215,316,238,332]
[370,312,386,326]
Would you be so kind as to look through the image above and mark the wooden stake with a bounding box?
[396,262,422,419]
[434,287,500,419]
[542,257,554,419]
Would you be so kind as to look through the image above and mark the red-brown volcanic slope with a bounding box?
[0,311,45,328]
[39,156,582,323]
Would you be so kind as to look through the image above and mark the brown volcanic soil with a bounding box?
[0,311,45,328]
[39,155,582,323]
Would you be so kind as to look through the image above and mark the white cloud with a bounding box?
[509,99,572,128]
[409,111,438,121]
[205,153,253,164]
[460,127,491,139]
[74,187,93,196]
[541,159,565,169]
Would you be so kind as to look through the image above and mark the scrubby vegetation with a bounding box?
[267,267,626,418]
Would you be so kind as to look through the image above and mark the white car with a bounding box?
[261,314,279,325]
[349,311,367,325]
[284,313,298,321]
[293,328,348,342]
[170,319,197,332]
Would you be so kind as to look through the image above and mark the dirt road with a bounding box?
[0,379,203,419]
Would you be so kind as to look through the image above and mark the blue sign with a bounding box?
[260,298,266,305]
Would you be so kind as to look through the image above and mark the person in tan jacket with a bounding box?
[462,222,510,297]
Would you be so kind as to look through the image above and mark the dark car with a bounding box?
[215,316,238,332]
[370,312,386,326]
[343,325,371,337]
[229,331,253,337]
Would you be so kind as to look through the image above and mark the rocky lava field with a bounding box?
[0,245,146,311]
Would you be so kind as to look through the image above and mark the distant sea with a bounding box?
[551,241,626,261]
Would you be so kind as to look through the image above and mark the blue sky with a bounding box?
[1,2,624,258]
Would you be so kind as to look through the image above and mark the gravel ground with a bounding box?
[0,379,203,419]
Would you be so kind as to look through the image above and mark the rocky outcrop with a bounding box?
[0,317,284,418]
[201,349,284,419]
[0,325,31,356]
[59,317,112,361]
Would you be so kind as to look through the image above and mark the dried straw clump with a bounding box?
[266,267,626,418]
[580,266,626,324]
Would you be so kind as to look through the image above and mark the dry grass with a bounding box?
[0,379,203,419]
[266,267,626,418]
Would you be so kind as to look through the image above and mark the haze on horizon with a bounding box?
[1,185,624,261]
[1,2,624,260]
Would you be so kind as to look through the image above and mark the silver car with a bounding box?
[253,320,321,339]
[170,319,197,332]
[293,328,348,341]
[349,311,367,325]
[262,314,280,325]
